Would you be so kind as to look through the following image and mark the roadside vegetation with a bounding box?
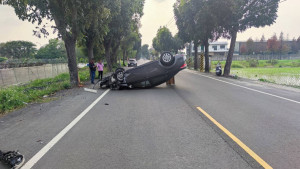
[211,59,300,87]
[0,67,95,115]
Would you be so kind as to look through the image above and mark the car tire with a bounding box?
[160,52,175,66]
[115,68,125,82]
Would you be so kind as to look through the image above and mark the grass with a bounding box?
[230,67,300,86]
[0,67,91,115]
[212,59,300,69]
[211,59,300,87]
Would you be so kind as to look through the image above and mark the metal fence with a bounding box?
[211,54,300,61]
[0,64,69,87]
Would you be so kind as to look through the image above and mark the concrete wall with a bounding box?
[0,64,69,87]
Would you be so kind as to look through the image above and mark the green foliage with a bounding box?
[103,0,145,71]
[78,67,91,82]
[120,26,141,63]
[0,56,7,62]
[141,44,150,59]
[3,0,117,87]
[213,59,300,69]
[246,38,255,55]
[35,39,67,59]
[152,26,176,52]
[0,41,37,59]
[266,59,279,65]
[0,89,27,113]
[246,59,259,67]
[258,78,272,83]
[231,64,244,68]
[0,73,69,114]
[0,66,97,114]
[231,67,300,87]
[217,0,280,75]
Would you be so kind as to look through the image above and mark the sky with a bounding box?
[0,0,300,48]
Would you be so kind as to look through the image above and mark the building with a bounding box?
[235,41,296,55]
[185,41,229,57]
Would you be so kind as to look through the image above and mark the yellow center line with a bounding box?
[196,107,273,169]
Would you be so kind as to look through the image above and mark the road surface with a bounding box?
[0,69,299,169]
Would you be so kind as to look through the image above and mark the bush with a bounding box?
[258,78,272,83]
[63,82,71,89]
[0,56,7,63]
[247,59,259,67]
[266,59,278,65]
[291,62,300,67]
[0,89,27,112]
[231,64,244,68]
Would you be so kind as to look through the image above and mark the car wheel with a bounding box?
[160,52,175,66]
[115,68,125,82]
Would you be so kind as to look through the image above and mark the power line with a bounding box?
[166,16,175,26]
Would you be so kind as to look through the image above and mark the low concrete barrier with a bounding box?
[0,64,69,87]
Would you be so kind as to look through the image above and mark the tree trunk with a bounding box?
[224,30,238,76]
[123,50,126,66]
[204,38,210,73]
[194,41,199,70]
[104,40,113,72]
[188,43,191,59]
[64,37,79,87]
[87,41,94,62]
[111,42,121,66]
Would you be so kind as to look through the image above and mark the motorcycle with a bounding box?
[216,64,222,76]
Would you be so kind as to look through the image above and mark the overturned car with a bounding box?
[100,52,187,90]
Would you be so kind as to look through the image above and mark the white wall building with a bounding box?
[186,41,229,56]
[209,42,228,55]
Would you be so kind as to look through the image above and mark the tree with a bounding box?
[133,38,142,60]
[246,38,255,55]
[174,0,200,70]
[120,27,141,65]
[278,32,284,59]
[0,41,36,59]
[103,0,145,71]
[141,44,150,59]
[260,35,266,42]
[240,44,247,55]
[78,2,111,62]
[297,36,300,49]
[267,34,279,55]
[291,38,299,54]
[174,0,223,72]
[35,39,67,59]
[152,26,175,53]
[173,34,185,54]
[3,0,109,87]
[219,0,280,76]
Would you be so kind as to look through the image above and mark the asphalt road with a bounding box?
[0,69,299,169]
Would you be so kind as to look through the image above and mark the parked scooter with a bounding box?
[216,63,222,76]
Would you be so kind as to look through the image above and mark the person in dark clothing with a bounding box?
[89,60,96,84]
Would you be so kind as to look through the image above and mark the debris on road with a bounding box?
[83,88,98,94]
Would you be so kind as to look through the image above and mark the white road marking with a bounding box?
[21,89,111,169]
[187,70,300,105]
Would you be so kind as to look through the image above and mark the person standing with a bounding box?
[89,60,96,84]
[97,60,104,81]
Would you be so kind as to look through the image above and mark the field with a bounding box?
[230,67,300,86]
[211,60,300,87]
